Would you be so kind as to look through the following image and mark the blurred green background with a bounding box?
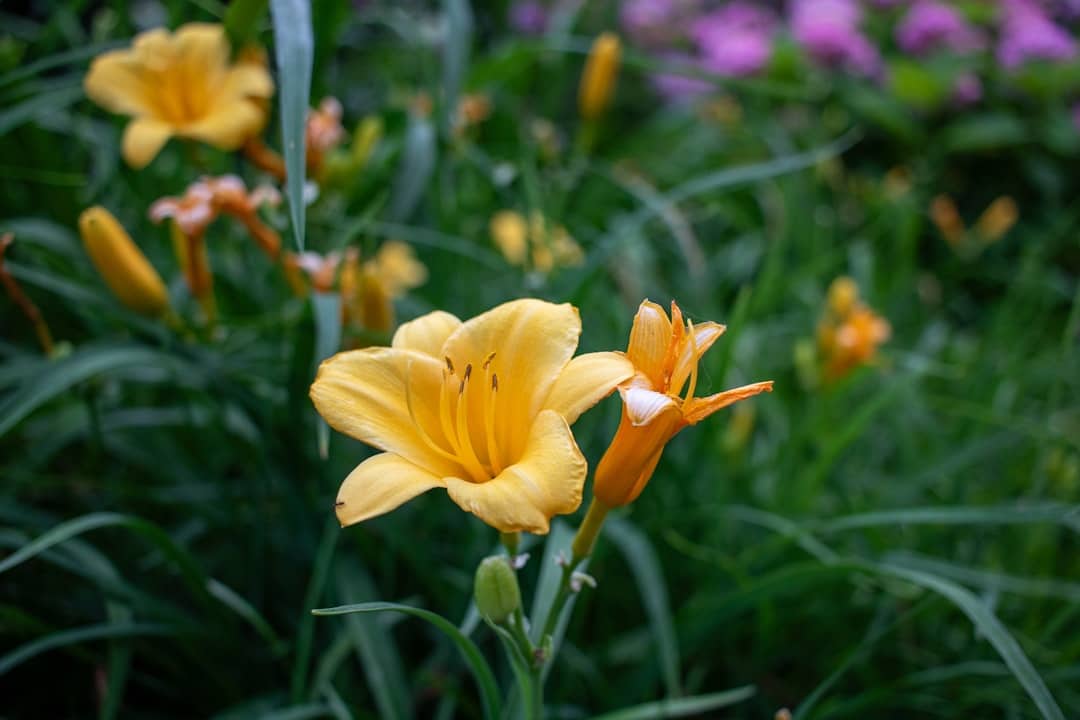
[1,0,1078,717]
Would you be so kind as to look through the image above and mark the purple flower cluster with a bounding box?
[896,1,985,55]
[790,0,881,76]
[998,0,1077,68]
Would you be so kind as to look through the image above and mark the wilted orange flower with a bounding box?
[593,300,773,507]
[150,175,281,257]
[817,277,890,380]
[310,299,634,533]
[84,23,273,169]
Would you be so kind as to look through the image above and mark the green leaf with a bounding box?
[0,344,192,439]
[604,517,682,698]
[270,0,313,250]
[823,503,1080,535]
[872,563,1066,720]
[333,570,412,720]
[225,0,268,49]
[388,115,436,222]
[942,113,1028,153]
[312,601,502,720]
[0,83,82,135]
[440,0,472,135]
[589,686,756,720]
[0,622,174,676]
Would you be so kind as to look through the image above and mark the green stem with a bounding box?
[538,498,611,647]
[526,667,543,720]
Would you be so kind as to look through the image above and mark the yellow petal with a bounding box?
[122,119,174,169]
[310,348,462,477]
[181,100,265,150]
[391,310,462,357]
[683,380,774,425]
[626,299,671,389]
[84,51,157,116]
[543,351,635,425]
[621,386,681,427]
[335,452,445,527]
[174,23,229,82]
[442,298,581,459]
[445,409,585,534]
[222,64,275,100]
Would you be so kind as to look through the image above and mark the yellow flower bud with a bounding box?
[78,206,169,316]
[578,32,621,121]
[974,196,1018,244]
[473,555,521,625]
[826,276,859,319]
[490,211,529,266]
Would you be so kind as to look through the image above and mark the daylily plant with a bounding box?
[310,299,634,533]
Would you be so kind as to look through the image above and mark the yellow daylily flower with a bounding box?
[310,299,635,534]
[84,23,274,169]
[593,300,773,507]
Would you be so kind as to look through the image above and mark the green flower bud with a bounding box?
[473,556,521,625]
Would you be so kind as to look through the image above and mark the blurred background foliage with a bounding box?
[1,0,1078,718]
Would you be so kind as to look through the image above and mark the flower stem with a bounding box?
[538,497,611,647]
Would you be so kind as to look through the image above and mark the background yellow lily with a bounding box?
[84,23,273,168]
[310,299,634,534]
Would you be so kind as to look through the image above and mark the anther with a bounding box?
[491,373,499,391]
[445,356,455,374]
[334,500,345,507]
[482,351,496,369]
[464,363,473,381]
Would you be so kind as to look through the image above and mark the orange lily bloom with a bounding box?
[593,300,773,507]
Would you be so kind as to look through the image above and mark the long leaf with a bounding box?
[439,0,472,135]
[271,0,313,250]
[604,517,682,698]
[0,622,173,676]
[313,601,502,720]
[871,562,1066,720]
[0,344,188,438]
[589,686,756,720]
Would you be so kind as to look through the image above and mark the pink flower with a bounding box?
[998,0,1077,68]
[896,1,985,55]
[691,2,777,77]
[790,0,881,76]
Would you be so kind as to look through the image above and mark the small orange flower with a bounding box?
[150,175,280,257]
[817,277,890,380]
[593,300,773,507]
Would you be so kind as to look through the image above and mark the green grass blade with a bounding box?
[824,504,1080,534]
[312,601,502,720]
[604,517,682,698]
[0,344,188,438]
[387,115,436,222]
[872,562,1066,720]
[0,622,173,676]
[0,84,82,135]
[270,0,313,250]
[0,513,211,606]
[439,0,472,135]
[589,685,756,720]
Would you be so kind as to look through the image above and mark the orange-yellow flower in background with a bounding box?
[345,241,428,333]
[78,206,169,316]
[593,300,773,508]
[929,195,964,248]
[84,23,273,169]
[490,210,583,273]
[310,299,634,533]
[579,32,621,121]
[973,196,1018,244]
[817,277,891,380]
